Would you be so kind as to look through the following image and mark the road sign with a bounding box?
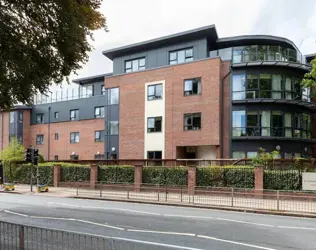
[302,173,316,191]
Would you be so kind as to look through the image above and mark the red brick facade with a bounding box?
[105,58,223,159]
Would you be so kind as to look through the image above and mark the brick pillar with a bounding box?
[90,164,98,189]
[53,165,61,187]
[254,165,264,196]
[188,166,196,195]
[134,165,143,192]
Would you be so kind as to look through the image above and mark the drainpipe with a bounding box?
[220,66,231,158]
[48,106,51,161]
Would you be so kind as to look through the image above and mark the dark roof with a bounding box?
[72,73,113,85]
[216,35,299,51]
[103,24,218,60]
[305,53,316,63]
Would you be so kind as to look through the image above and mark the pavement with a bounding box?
[0,194,316,249]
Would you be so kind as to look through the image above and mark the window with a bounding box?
[18,112,23,123]
[70,109,79,121]
[147,117,162,133]
[95,154,105,160]
[247,152,258,159]
[70,132,79,143]
[125,58,145,73]
[184,113,201,131]
[70,154,79,160]
[271,111,283,136]
[101,85,106,95]
[55,133,59,140]
[10,112,15,123]
[36,135,44,145]
[110,121,119,135]
[232,111,246,136]
[36,113,44,124]
[285,113,292,137]
[54,112,59,119]
[169,48,193,65]
[147,84,162,101]
[54,155,59,161]
[246,74,259,99]
[108,88,119,105]
[232,74,246,100]
[80,84,93,98]
[94,107,105,118]
[184,78,201,96]
[147,151,162,159]
[95,130,104,142]
[232,151,245,159]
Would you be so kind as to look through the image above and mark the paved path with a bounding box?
[4,185,316,215]
[0,194,316,249]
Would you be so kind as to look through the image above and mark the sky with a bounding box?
[54,0,316,91]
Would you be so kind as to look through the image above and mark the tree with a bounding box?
[0,1,106,109]
[302,58,316,88]
[0,137,25,163]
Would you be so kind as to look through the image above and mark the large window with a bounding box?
[10,112,15,123]
[80,84,93,98]
[147,117,162,133]
[108,88,119,105]
[95,130,104,142]
[232,73,310,101]
[70,109,79,121]
[94,107,105,118]
[125,58,145,73]
[36,113,44,124]
[148,84,162,101]
[169,48,193,65]
[147,151,162,159]
[70,132,80,143]
[232,110,311,139]
[110,121,119,135]
[36,135,44,145]
[184,78,201,96]
[184,113,201,131]
[232,45,300,64]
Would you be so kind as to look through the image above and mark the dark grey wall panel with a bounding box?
[112,38,208,74]
[31,96,107,124]
[104,135,119,158]
[92,81,105,96]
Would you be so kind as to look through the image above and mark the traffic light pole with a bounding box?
[30,164,33,192]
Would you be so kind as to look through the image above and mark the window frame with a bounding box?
[169,47,193,65]
[70,109,79,121]
[36,134,44,145]
[55,133,59,140]
[36,113,44,124]
[95,130,104,142]
[70,132,80,143]
[101,85,106,95]
[109,121,119,135]
[94,106,105,119]
[147,117,162,133]
[147,151,162,159]
[183,113,201,131]
[54,112,59,119]
[54,155,59,161]
[184,78,201,96]
[125,57,146,73]
[147,84,163,101]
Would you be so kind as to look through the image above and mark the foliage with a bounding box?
[252,148,279,168]
[264,170,302,190]
[196,167,254,188]
[39,162,86,167]
[142,167,188,185]
[302,58,316,89]
[99,166,134,183]
[60,165,90,182]
[0,0,106,108]
[38,154,45,163]
[0,137,25,163]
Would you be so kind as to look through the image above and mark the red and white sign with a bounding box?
[302,173,316,191]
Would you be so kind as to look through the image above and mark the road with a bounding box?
[0,194,315,250]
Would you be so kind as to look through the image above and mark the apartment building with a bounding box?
[0,24,315,160]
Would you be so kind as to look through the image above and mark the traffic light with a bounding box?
[25,148,32,162]
[33,149,39,165]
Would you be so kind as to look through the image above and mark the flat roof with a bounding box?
[72,73,113,85]
[103,24,218,60]
[216,35,299,51]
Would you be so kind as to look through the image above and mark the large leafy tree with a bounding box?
[0,0,106,109]
[302,58,316,88]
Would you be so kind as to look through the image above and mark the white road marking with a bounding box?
[47,202,79,207]
[30,216,76,221]
[216,218,274,228]
[164,214,214,219]
[127,229,195,236]
[3,210,28,217]
[277,226,316,230]
[197,235,277,250]
[77,219,124,231]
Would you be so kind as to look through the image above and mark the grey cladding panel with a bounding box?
[113,38,208,74]
[31,96,107,124]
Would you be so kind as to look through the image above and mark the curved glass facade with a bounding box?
[232,110,311,139]
[232,45,302,64]
[232,73,310,102]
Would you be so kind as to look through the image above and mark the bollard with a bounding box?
[157,185,160,201]
[231,188,234,207]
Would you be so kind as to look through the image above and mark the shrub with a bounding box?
[196,167,254,188]
[60,165,90,182]
[142,167,188,185]
[99,166,134,183]
[264,170,302,190]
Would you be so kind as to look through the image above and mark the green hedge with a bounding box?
[196,167,255,188]
[5,164,53,185]
[99,166,134,183]
[142,167,188,185]
[60,165,90,182]
[264,170,302,190]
